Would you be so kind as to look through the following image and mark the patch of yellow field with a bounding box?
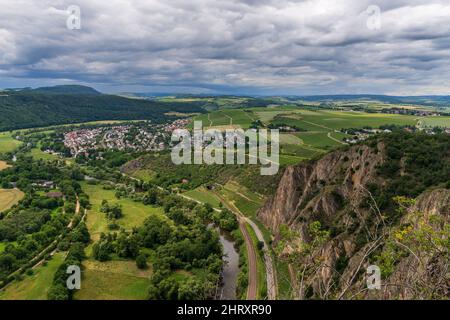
[0,188,25,212]
[209,125,242,130]
[0,161,11,171]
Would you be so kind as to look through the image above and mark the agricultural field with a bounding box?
[191,106,424,166]
[0,188,25,212]
[80,182,166,242]
[193,109,256,129]
[256,108,417,129]
[0,252,65,300]
[0,132,22,154]
[216,181,264,218]
[74,259,152,300]
[419,116,450,128]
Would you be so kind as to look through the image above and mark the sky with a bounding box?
[1,0,450,95]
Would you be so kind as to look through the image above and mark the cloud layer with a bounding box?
[1,0,450,95]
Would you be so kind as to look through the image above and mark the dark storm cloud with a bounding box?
[1,0,450,94]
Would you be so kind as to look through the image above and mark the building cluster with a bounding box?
[342,128,392,144]
[63,120,190,157]
[381,108,441,117]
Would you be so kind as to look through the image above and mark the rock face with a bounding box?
[258,142,450,300]
[258,143,385,237]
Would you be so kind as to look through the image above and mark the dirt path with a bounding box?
[221,112,233,126]
[207,113,213,127]
[301,120,333,131]
[327,132,348,145]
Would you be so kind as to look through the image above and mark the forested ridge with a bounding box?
[0,90,206,131]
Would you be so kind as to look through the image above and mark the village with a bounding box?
[63,119,190,157]
[341,125,450,144]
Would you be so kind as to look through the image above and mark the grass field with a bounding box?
[0,132,22,154]
[0,188,25,212]
[74,259,152,300]
[81,182,166,242]
[78,182,159,300]
[130,169,155,181]
[0,252,65,300]
[29,145,59,161]
[183,186,222,207]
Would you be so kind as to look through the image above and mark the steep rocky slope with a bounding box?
[258,132,449,299]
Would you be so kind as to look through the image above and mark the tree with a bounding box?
[177,278,205,300]
[0,253,17,271]
[136,254,148,269]
[47,284,69,300]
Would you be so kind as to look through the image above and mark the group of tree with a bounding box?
[100,200,123,220]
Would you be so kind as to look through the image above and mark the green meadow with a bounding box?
[74,259,152,300]
[0,252,65,300]
[0,132,22,154]
[80,182,166,242]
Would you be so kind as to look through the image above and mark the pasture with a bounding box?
[74,259,152,300]
[0,188,25,212]
[0,252,65,300]
[80,182,166,241]
[0,132,22,154]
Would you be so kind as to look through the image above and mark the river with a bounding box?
[217,229,240,300]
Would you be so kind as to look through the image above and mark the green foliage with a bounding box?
[136,254,148,269]
[0,91,206,131]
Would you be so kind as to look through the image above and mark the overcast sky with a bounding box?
[1,0,450,95]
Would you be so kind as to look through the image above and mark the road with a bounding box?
[327,132,348,145]
[244,217,277,300]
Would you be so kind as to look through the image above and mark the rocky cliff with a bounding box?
[258,132,449,300]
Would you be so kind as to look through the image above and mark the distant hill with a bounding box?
[30,85,101,95]
[286,94,450,106]
[0,91,206,131]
